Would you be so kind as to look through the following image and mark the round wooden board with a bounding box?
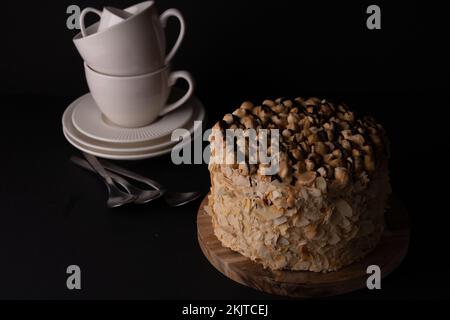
[197,194,410,298]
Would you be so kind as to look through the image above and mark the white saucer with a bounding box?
[71,90,194,144]
[63,93,205,153]
[62,93,206,160]
[63,129,193,160]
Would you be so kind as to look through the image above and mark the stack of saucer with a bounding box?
[62,1,203,160]
[62,89,205,160]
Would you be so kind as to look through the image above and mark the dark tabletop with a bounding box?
[0,90,448,300]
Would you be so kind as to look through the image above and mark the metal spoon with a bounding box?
[99,159,202,207]
[82,153,135,208]
[71,156,162,204]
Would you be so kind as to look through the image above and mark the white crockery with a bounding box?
[62,93,206,160]
[71,91,194,144]
[64,130,188,160]
[74,1,185,76]
[84,63,195,127]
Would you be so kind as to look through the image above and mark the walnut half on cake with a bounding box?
[205,97,390,272]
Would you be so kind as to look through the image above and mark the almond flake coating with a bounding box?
[207,97,391,272]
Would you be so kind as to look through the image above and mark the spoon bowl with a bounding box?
[164,191,201,207]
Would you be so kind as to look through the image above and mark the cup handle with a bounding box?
[159,9,186,64]
[80,7,102,37]
[158,71,195,117]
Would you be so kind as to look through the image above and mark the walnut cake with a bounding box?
[205,97,390,272]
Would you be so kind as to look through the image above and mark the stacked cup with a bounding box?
[73,1,194,128]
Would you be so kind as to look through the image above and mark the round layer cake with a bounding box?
[205,97,390,272]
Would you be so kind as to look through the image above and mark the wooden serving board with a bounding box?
[197,194,409,298]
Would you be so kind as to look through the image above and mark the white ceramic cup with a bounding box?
[74,1,185,76]
[84,63,195,127]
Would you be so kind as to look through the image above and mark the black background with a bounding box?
[1,0,449,300]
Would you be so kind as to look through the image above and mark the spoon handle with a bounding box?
[83,153,115,185]
[99,159,165,191]
[71,156,162,205]
[79,153,135,208]
[71,156,131,192]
